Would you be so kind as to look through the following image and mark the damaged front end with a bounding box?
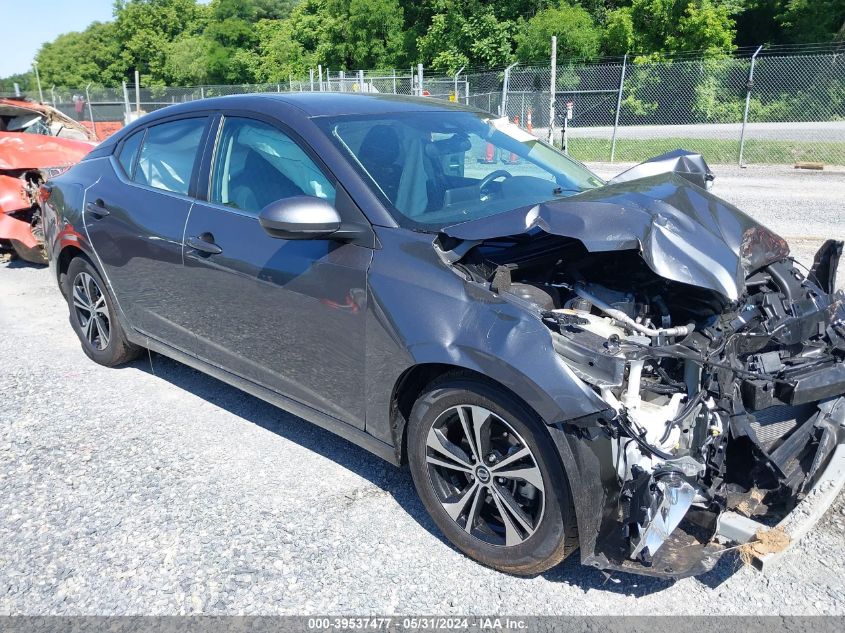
[439,173,845,577]
[0,134,94,264]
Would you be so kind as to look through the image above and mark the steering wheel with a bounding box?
[478,170,513,196]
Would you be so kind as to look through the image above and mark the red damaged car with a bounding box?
[0,98,96,263]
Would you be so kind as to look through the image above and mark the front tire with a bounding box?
[407,376,578,575]
[65,257,141,366]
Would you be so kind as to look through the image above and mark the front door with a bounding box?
[84,116,210,353]
[180,116,371,428]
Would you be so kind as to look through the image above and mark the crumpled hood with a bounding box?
[0,132,94,171]
[442,173,771,300]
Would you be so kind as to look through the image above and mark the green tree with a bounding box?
[778,0,845,43]
[164,34,222,84]
[514,2,601,62]
[417,1,515,73]
[0,72,33,93]
[604,0,736,56]
[251,17,317,81]
[36,22,123,86]
[602,6,635,55]
[114,0,207,84]
[318,0,406,69]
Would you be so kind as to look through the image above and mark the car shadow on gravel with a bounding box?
[129,351,741,595]
[1,258,45,269]
[541,548,741,594]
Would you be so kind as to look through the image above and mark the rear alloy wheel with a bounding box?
[65,257,141,366]
[408,377,578,575]
[72,271,111,351]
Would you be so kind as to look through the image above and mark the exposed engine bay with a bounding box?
[441,226,845,572]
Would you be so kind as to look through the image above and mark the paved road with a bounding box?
[1,168,844,615]
[568,121,845,142]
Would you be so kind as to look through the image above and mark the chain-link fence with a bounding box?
[6,49,844,166]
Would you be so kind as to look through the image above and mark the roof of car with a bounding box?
[211,92,477,117]
[91,92,483,155]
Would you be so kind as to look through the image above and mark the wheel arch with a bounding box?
[55,244,90,294]
[390,362,565,466]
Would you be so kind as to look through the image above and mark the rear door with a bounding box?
[84,115,211,353]
[179,114,372,428]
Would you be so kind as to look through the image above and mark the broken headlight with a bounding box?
[740,226,790,273]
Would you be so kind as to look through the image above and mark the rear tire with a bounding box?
[407,376,578,575]
[65,257,141,366]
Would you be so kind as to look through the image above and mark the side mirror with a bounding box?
[258,196,342,240]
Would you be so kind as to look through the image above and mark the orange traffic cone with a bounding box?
[479,142,496,164]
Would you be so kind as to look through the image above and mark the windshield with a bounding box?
[315,110,603,231]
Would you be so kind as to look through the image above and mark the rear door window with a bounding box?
[134,118,207,195]
[209,117,335,214]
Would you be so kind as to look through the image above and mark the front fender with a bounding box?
[364,227,609,446]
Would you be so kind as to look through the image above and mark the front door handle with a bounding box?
[86,199,110,219]
[186,234,223,255]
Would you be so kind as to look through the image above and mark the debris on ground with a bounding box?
[739,527,791,565]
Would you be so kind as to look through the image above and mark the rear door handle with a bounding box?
[186,234,223,255]
[86,199,110,219]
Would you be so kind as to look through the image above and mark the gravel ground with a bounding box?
[1,167,844,616]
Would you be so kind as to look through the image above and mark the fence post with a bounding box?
[122,81,131,123]
[454,66,464,102]
[610,53,628,163]
[465,78,469,105]
[358,69,364,92]
[501,63,517,116]
[549,36,557,144]
[739,45,763,167]
[392,69,396,94]
[310,69,315,91]
[32,61,43,102]
[318,65,323,91]
[417,63,424,96]
[84,84,97,139]
[50,86,56,108]
[134,70,140,116]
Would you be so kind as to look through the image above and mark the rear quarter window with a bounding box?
[116,130,144,178]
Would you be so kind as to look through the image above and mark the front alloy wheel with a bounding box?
[408,377,578,575]
[425,404,545,547]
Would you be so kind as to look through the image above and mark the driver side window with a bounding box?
[210,117,335,214]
